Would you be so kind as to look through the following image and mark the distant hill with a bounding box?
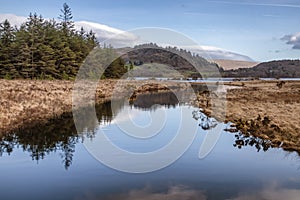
[214,59,258,70]
[118,43,222,78]
[223,60,300,78]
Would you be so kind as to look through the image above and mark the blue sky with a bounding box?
[0,0,300,61]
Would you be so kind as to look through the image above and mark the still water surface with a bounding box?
[0,93,299,200]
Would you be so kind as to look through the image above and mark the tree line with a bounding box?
[0,3,127,80]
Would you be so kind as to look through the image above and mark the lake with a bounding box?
[0,92,299,200]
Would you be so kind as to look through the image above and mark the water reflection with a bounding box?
[130,92,179,109]
[192,110,218,130]
[0,101,118,169]
[0,92,192,169]
[104,185,206,200]
[77,184,300,200]
[0,112,78,169]
[224,125,277,153]
[232,131,273,152]
[0,91,298,169]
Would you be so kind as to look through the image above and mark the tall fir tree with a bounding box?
[58,3,74,36]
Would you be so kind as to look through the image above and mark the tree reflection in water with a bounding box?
[0,92,188,169]
[232,131,274,152]
[130,92,179,110]
[0,101,119,169]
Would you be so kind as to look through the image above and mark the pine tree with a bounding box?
[58,3,74,36]
[0,19,14,46]
[0,19,15,78]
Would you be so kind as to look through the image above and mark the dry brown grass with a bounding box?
[196,80,300,153]
[0,79,189,135]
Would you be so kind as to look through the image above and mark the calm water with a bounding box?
[133,77,300,82]
[0,93,299,200]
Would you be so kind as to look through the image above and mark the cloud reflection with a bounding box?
[77,184,300,200]
[228,184,300,200]
[82,185,207,200]
[108,186,206,200]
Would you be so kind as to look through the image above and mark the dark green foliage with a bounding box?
[0,4,102,80]
[78,46,127,80]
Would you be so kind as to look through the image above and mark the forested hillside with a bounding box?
[119,43,222,78]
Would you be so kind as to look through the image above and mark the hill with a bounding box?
[223,60,300,78]
[118,43,222,78]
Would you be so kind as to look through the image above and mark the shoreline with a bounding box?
[1,79,299,154]
[195,80,300,154]
[0,79,190,135]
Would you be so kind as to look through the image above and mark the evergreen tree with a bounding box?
[58,3,74,36]
[0,19,14,46]
[0,19,15,78]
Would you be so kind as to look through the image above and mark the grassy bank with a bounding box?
[195,80,300,154]
[0,79,190,135]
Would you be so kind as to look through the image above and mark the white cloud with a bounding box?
[282,32,300,49]
[182,45,254,61]
[74,21,139,47]
[0,13,26,27]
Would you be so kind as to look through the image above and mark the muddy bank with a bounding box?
[0,79,190,135]
[195,80,300,154]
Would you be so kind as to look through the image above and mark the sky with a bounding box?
[0,0,300,61]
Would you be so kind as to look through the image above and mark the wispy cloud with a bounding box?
[281,32,300,49]
[209,0,300,8]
